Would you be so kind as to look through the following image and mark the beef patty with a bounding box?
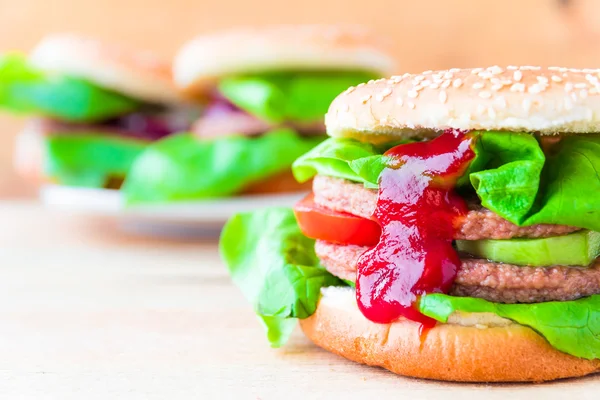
[313,175,579,240]
[316,241,600,303]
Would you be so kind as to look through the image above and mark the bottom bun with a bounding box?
[240,171,312,195]
[300,287,600,382]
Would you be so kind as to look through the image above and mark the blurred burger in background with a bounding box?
[6,34,195,189]
[120,25,395,204]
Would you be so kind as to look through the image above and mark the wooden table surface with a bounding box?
[1,200,598,399]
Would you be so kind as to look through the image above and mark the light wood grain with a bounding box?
[0,201,598,398]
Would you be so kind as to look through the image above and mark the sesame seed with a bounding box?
[478,91,492,99]
[407,90,419,98]
[408,102,416,109]
[443,72,453,80]
[528,84,543,94]
[452,78,463,88]
[367,79,376,84]
[381,87,392,97]
[522,98,532,112]
[375,95,384,102]
[430,83,440,89]
[357,83,365,88]
[472,68,484,74]
[537,76,549,84]
[565,82,574,92]
[421,80,432,87]
[397,97,404,106]
[414,75,425,82]
[489,66,503,75]
[491,84,503,91]
[510,83,525,92]
[449,68,460,73]
[422,70,433,75]
[507,65,518,70]
[575,83,588,89]
[439,91,447,103]
[551,75,563,82]
[513,71,523,81]
[345,86,355,94]
[441,80,451,88]
[472,82,485,89]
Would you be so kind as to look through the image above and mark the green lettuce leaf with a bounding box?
[467,131,546,224]
[292,137,401,188]
[420,293,600,360]
[45,134,147,187]
[523,136,600,230]
[218,70,378,123]
[292,133,600,231]
[219,207,344,347]
[0,54,141,121]
[122,129,324,204]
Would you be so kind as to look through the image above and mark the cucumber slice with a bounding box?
[456,230,600,267]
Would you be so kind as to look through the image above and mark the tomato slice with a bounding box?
[293,193,381,246]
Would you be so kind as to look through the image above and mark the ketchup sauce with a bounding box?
[356,129,476,326]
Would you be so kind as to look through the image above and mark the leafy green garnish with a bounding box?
[292,137,400,188]
[292,133,600,231]
[420,293,600,360]
[0,54,141,121]
[218,70,378,123]
[45,134,147,187]
[122,129,324,204]
[220,208,344,347]
[523,136,600,230]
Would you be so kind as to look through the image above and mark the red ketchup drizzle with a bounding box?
[356,129,476,328]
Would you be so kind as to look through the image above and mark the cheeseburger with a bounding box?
[121,25,395,203]
[5,34,192,189]
[221,66,600,382]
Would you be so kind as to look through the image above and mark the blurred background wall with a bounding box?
[1,0,600,196]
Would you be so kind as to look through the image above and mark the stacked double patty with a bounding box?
[312,175,599,303]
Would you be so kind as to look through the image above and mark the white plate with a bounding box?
[40,185,306,237]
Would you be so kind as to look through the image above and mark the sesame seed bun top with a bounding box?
[29,33,182,105]
[325,66,600,142]
[173,25,396,97]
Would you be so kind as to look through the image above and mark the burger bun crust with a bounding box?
[29,34,182,105]
[300,287,600,382]
[174,25,396,97]
[326,66,600,142]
